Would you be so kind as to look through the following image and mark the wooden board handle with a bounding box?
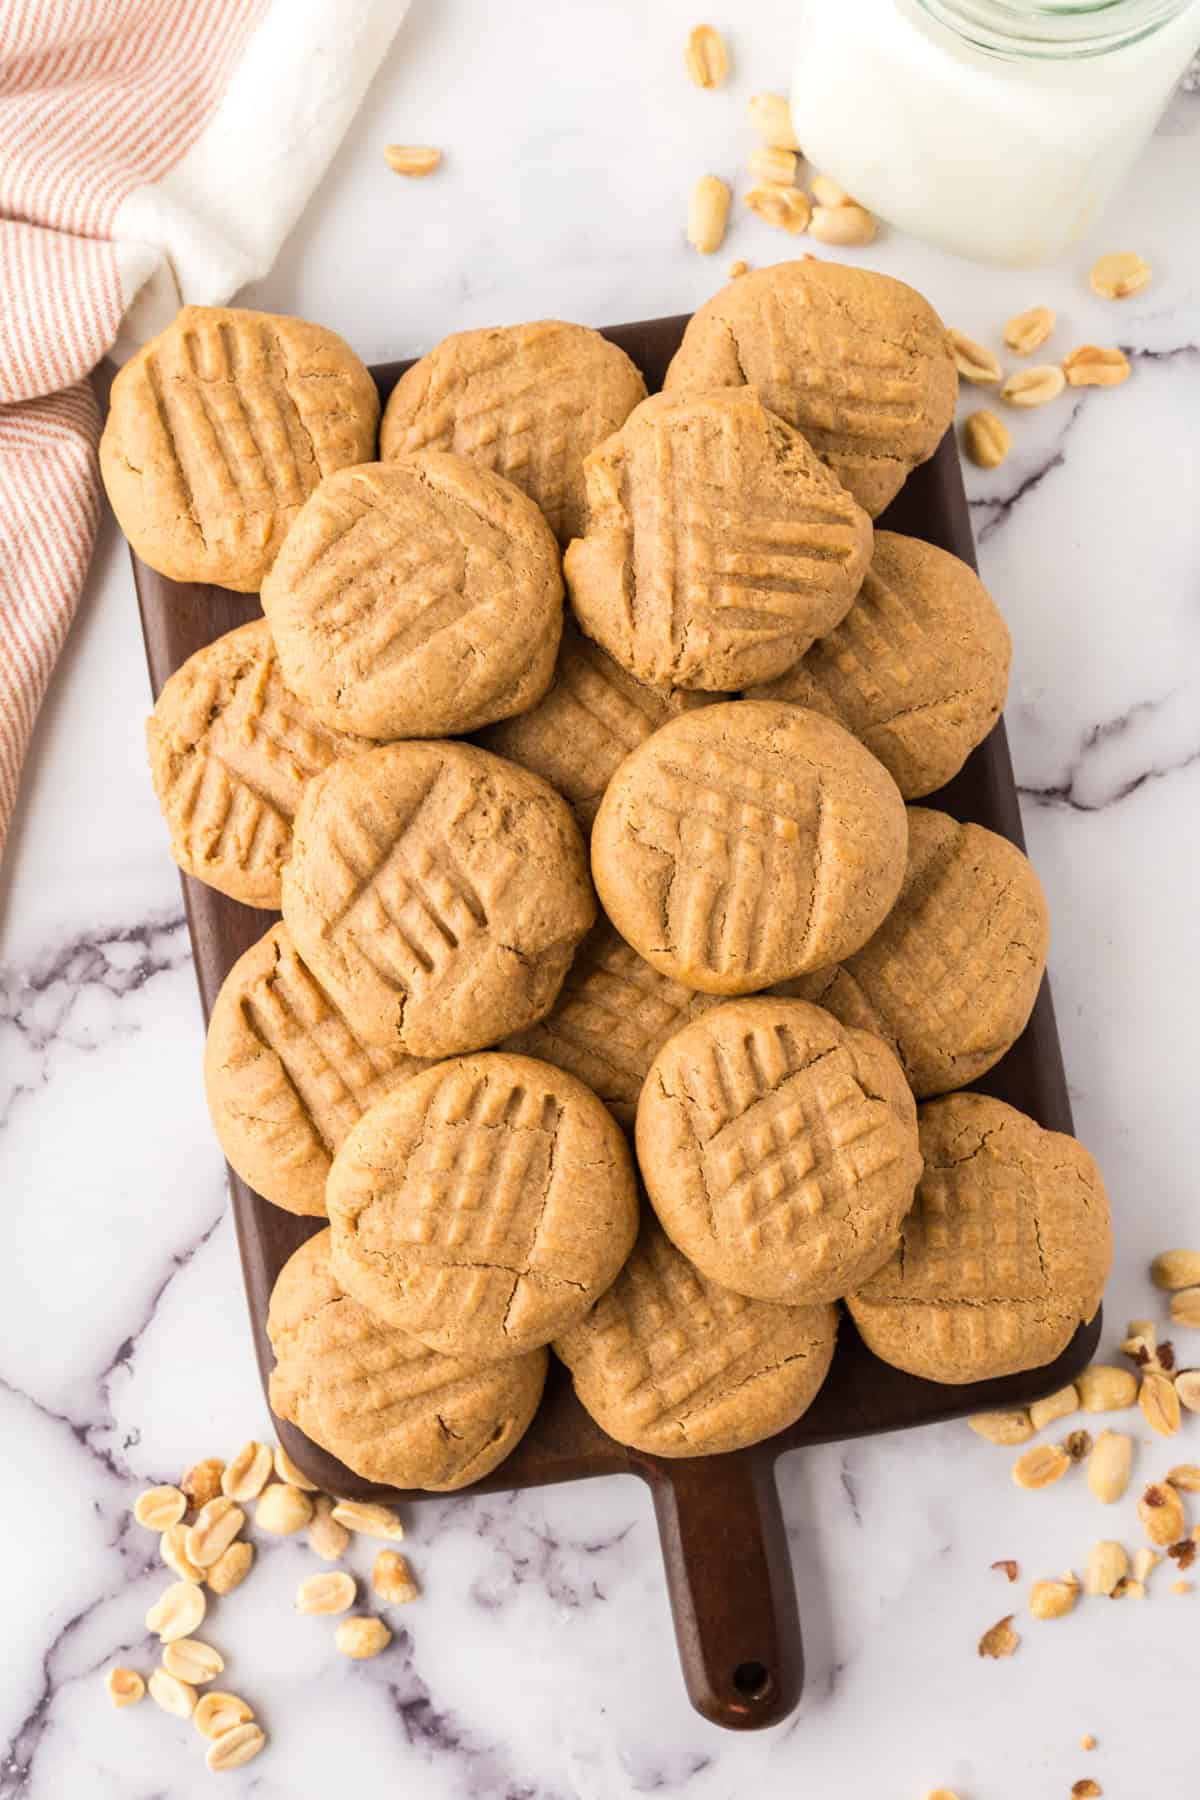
[645,1450,803,1729]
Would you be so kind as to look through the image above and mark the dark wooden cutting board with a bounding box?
[130,313,1100,1733]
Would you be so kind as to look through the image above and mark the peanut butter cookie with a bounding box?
[380,320,647,544]
[776,807,1049,1097]
[565,388,872,690]
[204,924,431,1216]
[847,1094,1111,1383]
[504,917,718,1126]
[477,617,720,833]
[748,532,1011,798]
[636,998,921,1304]
[261,456,563,739]
[555,1214,838,1456]
[268,1230,547,1490]
[146,620,368,908]
[591,701,907,993]
[100,306,378,591]
[281,741,595,1056]
[326,1053,639,1359]
[663,260,957,516]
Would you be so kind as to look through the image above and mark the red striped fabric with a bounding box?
[0,0,270,857]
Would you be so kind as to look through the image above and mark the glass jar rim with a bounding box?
[913,0,1197,57]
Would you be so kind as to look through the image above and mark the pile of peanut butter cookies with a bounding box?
[103,259,1112,1490]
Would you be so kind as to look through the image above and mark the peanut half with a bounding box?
[206,1539,254,1596]
[1003,305,1056,354]
[161,1522,204,1585]
[106,1667,145,1708]
[1138,1482,1186,1546]
[1170,1286,1200,1327]
[162,1639,224,1685]
[1077,1364,1138,1412]
[1001,364,1065,408]
[374,1550,420,1605]
[255,1483,313,1535]
[1139,1371,1182,1437]
[1084,1540,1128,1597]
[331,1500,404,1541]
[1029,1574,1079,1620]
[1089,251,1151,299]
[148,1667,196,1719]
[1012,1443,1070,1489]
[273,1445,319,1491]
[748,145,797,186]
[205,1722,267,1771]
[947,329,1002,386]
[748,92,800,151]
[810,203,876,247]
[133,1485,186,1532]
[222,1440,273,1504]
[1151,1250,1200,1290]
[962,410,1011,470]
[186,1496,244,1569]
[1029,1384,1079,1432]
[309,1495,351,1562]
[684,24,729,90]
[968,1408,1033,1445]
[296,1571,357,1616]
[193,1692,254,1741]
[1063,345,1130,388]
[145,1580,206,1644]
[688,175,732,254]
[1087,1430,1133,1504]
[811,174,852,209]
[384,146,441,178]
[335,1616,392,1660]
[1176,1370,1200,1413]
[744,184,811,235]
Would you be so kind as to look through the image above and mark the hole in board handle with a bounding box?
[732,1660,771,1699]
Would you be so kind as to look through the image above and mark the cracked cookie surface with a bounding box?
[636,997,921,1304]
[846,1093,1111,1382]
[662,259,957,517]
[555,1213,838,1455]
[748,531,1011,799]
[268,1229,547,1489]
[326,1053,639,1359]
[591,700,907,993]
[261,454,563,739]
[281,740,595,1057]
[100,305,379,591]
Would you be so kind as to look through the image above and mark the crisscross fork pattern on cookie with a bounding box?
[900,1165,1046,1301]
[755,288,927,452]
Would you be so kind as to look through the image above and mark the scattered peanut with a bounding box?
[991,1559,1018,1582]
[105,1667,145,1708]
[331,1500,404,1541]
[1029,1384,1079,1432]
[255,1483,313,1535]
[133,1485,186,1532]
[145,1580,207,1643]
[962,409,1011,469]
[729,258,749,277]
[206,1539,254,1597]
[1120,1332,1155,1367]
[309,1494,351,1562]
[687,175,732,254]
[221,1441,273,1503]
[1170,1286,1200,1327]
[162,1639,224,1685]
[1111,1576,1144,1599]
[1072,1782,1102,1799]
[1077,1365,1138,1412]
[811,174,852,209]
[1173,1579,1193,1594]
[374,1550,420,1604]
[1062,346,1130,387]
[744,184,811,234]
[148,1667,196,1719]
[1001,364,1065,408]
[810,202,876,246]
[186,1497,245,1569]
[1128,1317,1157,1350]
[273,1445,319,1492]
[1029,1574,1079,1620]
[1012,1443,1070,1489]
[748,145,797,186]
[1176,1370,1200,1413]
[1132,1546,1161,1582]
[193,1692,254,1740]
[1139,1482,1186,1546]
[1089,251,1151,299]
[1168,1465,1200,1492]
[1087,1430,1133,1504]
[296,1571,357,1616]
[383,145,441,178]
[205,1722,267,1771]
[969,1409,1033,1445]
[180,1459,225,1510]
[161,1522,204,1585]
[1080,1734,1097,1751]
[978,1614,1020,1658]
[335,1616,392,1660]
[1151,1250,1200,1291]
[684,24,729,90]
[1139,1370,1182,1437]
[1003,305,1056,354]
[748,92,800,151]
[947,329,1002,386]
[1083,1540,1128,1597]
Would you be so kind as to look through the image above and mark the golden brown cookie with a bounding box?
[663,261,957,516]
[281,741,595,1056]
[380,320,647,544]
[846,1094,1111,1383]
[146,619,368,908]
[777,807,1049,1097]
[748,531,1011,798]
[326,1053,639,1359]
[204,924,431,1216]
[477,616,720,833]
[591,701,907,993]
[260,456,563,740]
[564,387,872,690]
[636,999,921,1304]
[268,1230,547,1490]
[504,917,718,1127]
[100,306,379,591]
[555,1214,837,1456]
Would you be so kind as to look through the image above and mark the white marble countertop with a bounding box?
[2,3,1199,1794]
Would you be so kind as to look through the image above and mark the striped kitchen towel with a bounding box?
[0,0,406,860]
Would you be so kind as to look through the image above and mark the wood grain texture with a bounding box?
[131,315,1101,1732]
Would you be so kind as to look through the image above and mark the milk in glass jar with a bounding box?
[791,0,1200,264]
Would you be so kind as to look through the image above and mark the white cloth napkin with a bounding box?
[0,0,407,857]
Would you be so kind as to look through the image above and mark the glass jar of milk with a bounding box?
[791,0,1200,264]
